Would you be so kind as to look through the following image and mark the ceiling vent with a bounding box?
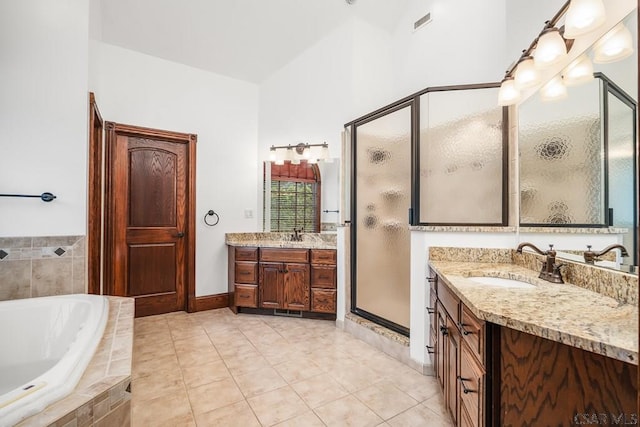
[414,12,432,31]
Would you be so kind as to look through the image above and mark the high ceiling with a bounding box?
[98,0,409,83]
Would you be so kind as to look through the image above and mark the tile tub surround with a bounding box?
[0,236,86,301]
[17,296,134,427]
[225,232,337,249]
[428,255,637,365]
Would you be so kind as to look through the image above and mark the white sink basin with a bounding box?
[467,276,535,288]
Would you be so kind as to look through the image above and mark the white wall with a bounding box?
[0,0,89,236]
[91,42,260,297]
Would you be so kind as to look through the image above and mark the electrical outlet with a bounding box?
[244,209,253,219]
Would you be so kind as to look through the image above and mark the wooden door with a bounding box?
[283,262,309,310]
[105,123,196,317]
[260,262,282,309]
[446,316,460,425]
[87,93,103,295]
[436,308,446,390]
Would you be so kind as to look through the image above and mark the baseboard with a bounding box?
[193,293,229,312]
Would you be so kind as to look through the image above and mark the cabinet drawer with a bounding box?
[311,266,336,288]
[235,247,258,261]
[235,284,257,308]
[437,279,460,324]
[310,249,336,265]
[260,248,309,263]
[460,304,485,365]
[460,342,486,427]
[235,262,257,284]
[311,289,336,313]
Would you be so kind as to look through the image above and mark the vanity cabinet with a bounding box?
[228,246,336,316]
[430,269,488,427]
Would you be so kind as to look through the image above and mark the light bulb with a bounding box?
[513,56,540,89]
[593,22,634,64]
[540,76,568,102]
[564,0,606,39]
[497,77,521,106]
[562,54,594,86]
[533,27,567,67]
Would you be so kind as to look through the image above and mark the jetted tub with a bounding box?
[0,294,109,426]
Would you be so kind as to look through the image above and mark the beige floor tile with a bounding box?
[273,410,326,427]
[133,341,176,363]
[273,356,324,383]
[327,359,384,392]
[233,366,287,398]
[176,346,221,367]
[195,400,261,427]
[131,388,192,426]
[315,394,384,427]
[354,381,419,421]
[422,393,451,419]
[181,359,231,389]
[388,369,440,402]
[387,404,453,427]
[247,385,310,426]
[133,353,180,379]
[290,374,349,409]
[224,353,270,377]
[131,371,186,403]
[170,325,207,341]
[187,377,245,415]
[173,334,214,352]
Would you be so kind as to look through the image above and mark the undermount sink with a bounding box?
[466,276,535,288]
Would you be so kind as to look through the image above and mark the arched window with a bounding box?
[267,161,321,233]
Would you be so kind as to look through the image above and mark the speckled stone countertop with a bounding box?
[428,260,638,365]
[225,232,336,249]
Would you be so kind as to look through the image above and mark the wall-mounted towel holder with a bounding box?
[204,210,220,226]
[0,192,57,202]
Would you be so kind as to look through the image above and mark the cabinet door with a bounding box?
[260,262,282,309]
[283,263,310,310]
[446,316,460,426]
[436,307,446,391]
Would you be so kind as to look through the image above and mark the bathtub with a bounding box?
[0,294,109,426]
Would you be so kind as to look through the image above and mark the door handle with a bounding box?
[176,232,185,238]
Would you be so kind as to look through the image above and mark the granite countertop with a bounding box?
[428,260,638,365]
[225,232,336,249]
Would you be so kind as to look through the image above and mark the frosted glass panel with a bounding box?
[519,80,604,225]
[607,93,636,266]
[419,88,504,224]
[354,106,411,330]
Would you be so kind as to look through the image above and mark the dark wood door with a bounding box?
[436,308,446,390]
[260,262,282,309]
[283,262,309,310]
[105,123,196,317]
[87,93,103,295]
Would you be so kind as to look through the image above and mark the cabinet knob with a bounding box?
[427,277,437,283]
[458,322,472,336]
[440,325,448,336]
[457,376,476,394]
[425,345,435,354]
[426,307,435,314]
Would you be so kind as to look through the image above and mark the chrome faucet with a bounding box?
[291,227,303,242]
[516,242,564,283]
[583,244,629,264]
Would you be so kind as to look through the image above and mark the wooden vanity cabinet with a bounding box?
[229,246,336,316]
[431,273,488,427]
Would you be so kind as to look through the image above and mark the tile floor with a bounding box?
[132,309,453,427]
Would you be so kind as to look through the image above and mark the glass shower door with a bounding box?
[353,103,412,334]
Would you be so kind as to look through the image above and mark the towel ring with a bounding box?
[204,210,220,226]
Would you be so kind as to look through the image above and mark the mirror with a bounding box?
[518,9,638,273]
[262,160,340,233]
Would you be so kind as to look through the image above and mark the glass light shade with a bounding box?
[562,54,594,86]
[274,158,284,166]
[593,23,634,64]
[303,146,312,159]
[307,157,318,164]
[321,144,330,160]
[497,77,521,106]
[268,149,277,162]
[533,28,567,67]
[513,56,540,89]
[563,0,606,39]
[540,76,568,101]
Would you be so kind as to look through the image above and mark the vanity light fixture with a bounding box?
[540,75,568,101]
[268,142,330,164]
[562,54,594,86]
[533,26,568,67]
[563,0,606,39]
[513,55,540,89]
[593,22,634,63]
[498,77,521,106]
